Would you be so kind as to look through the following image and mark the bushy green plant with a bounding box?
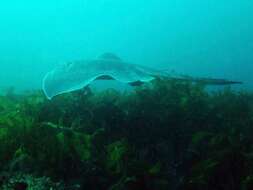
[0,79,253,189]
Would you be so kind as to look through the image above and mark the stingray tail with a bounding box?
[170,75,243,85]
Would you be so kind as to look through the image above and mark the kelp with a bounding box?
[0,79,252,189]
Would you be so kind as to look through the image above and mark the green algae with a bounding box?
[0,79,252,189]
[106,139,129,174]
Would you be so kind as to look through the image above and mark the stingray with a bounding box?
[42,53,242,99]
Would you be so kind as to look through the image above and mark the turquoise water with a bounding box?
[1,1,253,189]
[0,0,252,92]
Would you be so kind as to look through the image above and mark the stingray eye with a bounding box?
[64,62,74,69]
[98,53,122,61]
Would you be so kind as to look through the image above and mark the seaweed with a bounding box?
[0,79,252,189]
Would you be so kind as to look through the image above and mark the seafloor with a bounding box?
[0,79,253,190]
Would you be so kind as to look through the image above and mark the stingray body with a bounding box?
[43,53,242,99]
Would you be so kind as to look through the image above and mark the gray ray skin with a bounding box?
[43,53,157,99]
[43,53,242,99]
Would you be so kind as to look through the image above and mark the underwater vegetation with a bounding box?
[0,79,253,190]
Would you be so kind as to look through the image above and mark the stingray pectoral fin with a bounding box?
[42,71,97,99]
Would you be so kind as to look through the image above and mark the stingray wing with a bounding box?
[43,60,97,99]
[42,59,154,99]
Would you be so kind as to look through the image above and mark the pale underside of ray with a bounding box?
[42,54,242,99]
[43,58,156,99]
